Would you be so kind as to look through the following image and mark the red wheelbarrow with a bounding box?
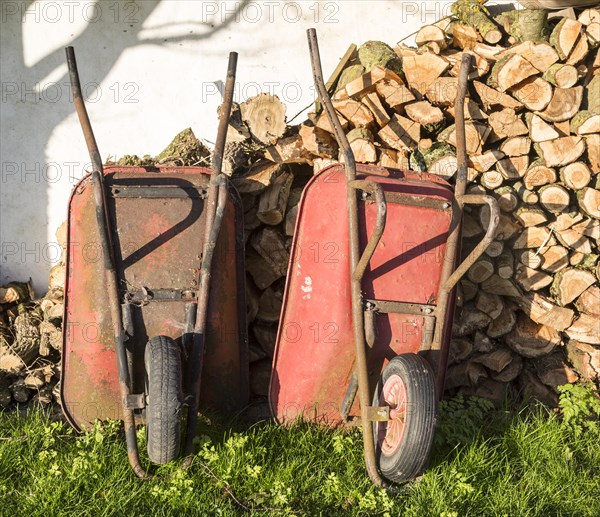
[60,48,248,476]
[269,30,500,486]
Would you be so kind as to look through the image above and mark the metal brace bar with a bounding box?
[125,393,146,410]
[110,186,208,199]
[384,192,452,211]
[365,405,390,422]
[366,299,436,316]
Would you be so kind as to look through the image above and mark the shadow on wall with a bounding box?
[0,0,249,292]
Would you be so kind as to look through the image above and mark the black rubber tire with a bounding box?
[145,336,183,465]
[372,353,437,484]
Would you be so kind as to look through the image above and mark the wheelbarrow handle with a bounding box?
[443,194,500,292]
[348,180,387,282]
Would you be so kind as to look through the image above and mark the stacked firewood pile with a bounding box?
[224,3,600,406]
[0,227,66,407]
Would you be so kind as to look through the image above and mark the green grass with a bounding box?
[0,388,599,516]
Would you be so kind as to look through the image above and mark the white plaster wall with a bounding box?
[0,0,512,292]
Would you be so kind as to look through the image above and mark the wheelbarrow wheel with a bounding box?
[372,353,437,484]
[145,336,183,465]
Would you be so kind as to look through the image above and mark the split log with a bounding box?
[550,268,596,306]
[375,80,415,110]
[554,226,593,254]
[361,92,391,127]
[560,162,592,190]
[520,369,559,407]
[336,65,365,92]
[509,76,553,112]
[515,264,553,292]
[494,186,518,212]
[452,305,491,337]
[331,98,374,128]
[299,122,338,159]
[445,361,488,389]
[402,52,451,95]
[505,312,560,358]
[487,306,518,338]
[265,136,313,165]
[534,353,579,388]
[571,110,600,135]
[526,114,559,143]
[472,80,523,111]
[536,86,583,122]
[257,171,293,225]
[475,291,504,319]
[513,181,539,205]
[543,63,579,87]
[496,156,528,180]
[536,136,585,167]
[575,286,600,318]
[523,163,556,189]
[514,227,556,249]
[315,110,349,134]
[565,314,600,344]
[461,278,479,302]
[438,121,490,155]
[538,184,571,213]
[404,101,445,132]
[498,42,559,73]
[448,339,473,366]
[500,136,531,157]
[378,148,409,169]
[497,249,515,279]
[539,245,569,273]
[245,249,283,290]
[344,128,377,163]
[452,24,481,50]
[425,76,459,106]
[577,188,600,219]
[518,250,543,269]
[481,275,521,297]
[566,30,589,66]
[342,66,403,98]
[550,18,584,61]
[514,207,548,228]
[451,0,502,44]
[284,187,303,237]
[416,25,448,48]
[492,354,523,383]
[488,109,528,140]
[585,134,600,171]
[233,161,283,194]
[377,114,420,150]
[469,149,504,172]
[474,349,514,372]
[487,54,539,92]
[516,292,575,332]
[566,340,600,382]
[421,143,458,178]
[240,94,286,145]
[467,256,495,283]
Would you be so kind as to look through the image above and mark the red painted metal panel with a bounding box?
[61,166,248,429]
[269,164,455,425]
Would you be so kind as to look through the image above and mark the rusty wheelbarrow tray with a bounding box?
[269,30,500,487]
[61,48,248,477]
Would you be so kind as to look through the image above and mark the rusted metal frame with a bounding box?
[308,28,388,489]
[366,299,436,316]
[429,53,499,393]
[383,192,451,211]
[66,46,149,479]
[110,186,208,198]
[443,194,500,292]
[182,51,238,463]
[125,289,197,303]
[349,180,387,282]
[428,53,472,390]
